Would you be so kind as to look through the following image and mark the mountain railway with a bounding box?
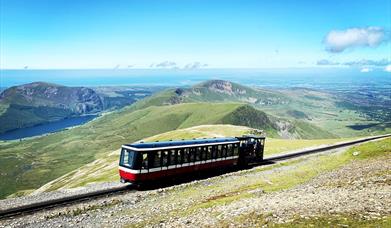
[0,133,390,219]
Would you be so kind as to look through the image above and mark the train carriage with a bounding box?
[119,135,265,184]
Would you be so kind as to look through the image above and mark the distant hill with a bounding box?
[134,80,289,109]
[0,82,104,133]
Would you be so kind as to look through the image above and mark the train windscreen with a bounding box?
[119,148,139,169]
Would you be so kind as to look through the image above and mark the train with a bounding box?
[119,135,265,184]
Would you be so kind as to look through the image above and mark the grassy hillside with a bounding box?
[32,124,356,193]
[0,102,279,198]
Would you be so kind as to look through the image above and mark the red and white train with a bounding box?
[119,135,265,183]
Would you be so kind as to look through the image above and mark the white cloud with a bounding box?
[316,58,391,67]
[151,61,177,68]
[316,59,339,65]
[360,67,372,73]
[324,27,388,53]
[183,62,208,69]
[385,65,391,72]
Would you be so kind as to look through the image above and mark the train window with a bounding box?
[162,151,169,167]
[200,147,206,161]
[120,149,137,168]
[149,151,161,168]
[211,146,216,159]
[216,145,221,158]
[211,146,217,159]
[169,149,176,165]
[207,146,212,160]
[141,153,148,169]
[227,144,233,157]
[177,149,183,165]
[190,148,194,162]
[195,147,202,161]
[223,145,228,157]
[233,144,239,156]
[202,147,207,161]
[183,148,189,163]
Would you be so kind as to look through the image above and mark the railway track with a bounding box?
[0,133,390,219]
[265,133,391,162]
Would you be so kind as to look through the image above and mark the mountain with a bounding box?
[0,82,104,133]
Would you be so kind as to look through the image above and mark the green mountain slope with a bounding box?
[0,102,278,198]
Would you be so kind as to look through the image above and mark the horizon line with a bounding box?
[0,66,356,71]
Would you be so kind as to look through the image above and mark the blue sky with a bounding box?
[0,0,390,69]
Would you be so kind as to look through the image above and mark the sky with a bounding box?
[0,0,390,70]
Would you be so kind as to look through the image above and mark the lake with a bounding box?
[0,115,98,140]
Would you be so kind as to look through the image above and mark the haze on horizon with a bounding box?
[0,0,390,72]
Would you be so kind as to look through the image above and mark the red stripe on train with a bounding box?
[120,158,237,182]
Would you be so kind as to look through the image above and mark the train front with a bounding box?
[119,146,140,183]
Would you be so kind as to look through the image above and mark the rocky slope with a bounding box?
[0,82,103,133]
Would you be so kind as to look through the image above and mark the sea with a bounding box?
[1,68,390,90]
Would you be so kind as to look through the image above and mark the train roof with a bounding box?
[123,137,240,150]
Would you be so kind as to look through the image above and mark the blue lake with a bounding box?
[0,115,98,140]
